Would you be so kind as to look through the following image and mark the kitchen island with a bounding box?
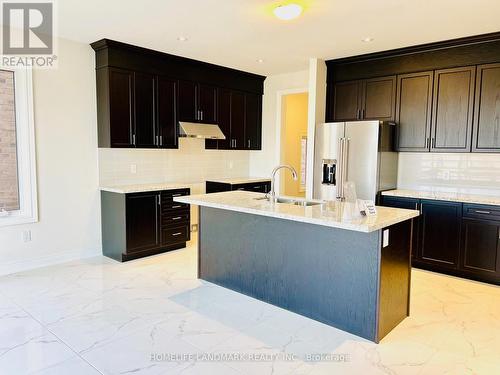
[175,191,419,342]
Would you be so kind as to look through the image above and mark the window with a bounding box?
[0,67,37,226]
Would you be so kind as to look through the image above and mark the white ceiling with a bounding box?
[56,0,500,75]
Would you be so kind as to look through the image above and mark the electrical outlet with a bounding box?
[383,229,389,248]
[130,164,137,174]
[22,230,32,242]
[191,224,198,232]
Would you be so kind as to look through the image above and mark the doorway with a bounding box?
[280,92,309,197]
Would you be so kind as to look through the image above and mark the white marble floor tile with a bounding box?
[0,331,75,374]
[46,303,168,354]
[33,355,102,375]
[1,240,499,375]
[81,324,203,375]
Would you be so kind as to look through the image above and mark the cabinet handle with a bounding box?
[155,135,159,146]
[172,216,182,221]
[171,193,182,197]
[172,205,182,209]
[200,110,203,121]
[159,135,163,146]
[432,138,436,148]
[172,232,182,236]
[132,134,136,145]
[157,195,161,205]
[474,210,491,214]
[247,139,251,148]
[425,138,429,149]
[362,109,365,119]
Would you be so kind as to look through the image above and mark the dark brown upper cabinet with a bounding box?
[332,80,362,121]
[177,80,198,122]
[157,77,178,149]
[245,93,262,150]
[178,82,217,124]
[395,71,434,151]
[206,89,261,150]
[330,76,396,122]
[473,63,500,152]
[211,88,232,149]
[362,76,396,121]
[230,91,246,149]
[92,39,264,150]
[134,72,156,148]
[198,84,218,123]
[106,68,134,147]
[431,66,475,152]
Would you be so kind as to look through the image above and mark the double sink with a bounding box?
[254,195,323,207]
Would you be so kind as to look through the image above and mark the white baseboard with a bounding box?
[0,248,102,276]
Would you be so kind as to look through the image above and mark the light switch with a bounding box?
[383,229,389,248]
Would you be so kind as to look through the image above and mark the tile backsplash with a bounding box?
[398,153,500,196]
[99,138,251,190]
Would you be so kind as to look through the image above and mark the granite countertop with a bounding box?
[206,177,271,185]
[175,191,419,233]
[99,183,191,194]
[382,189,500,206]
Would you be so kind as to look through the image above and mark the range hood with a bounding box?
[179,122,226,140]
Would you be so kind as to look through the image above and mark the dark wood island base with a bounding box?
[197,206,413,343]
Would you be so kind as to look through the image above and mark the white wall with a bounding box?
[307,59,327,199]
[398,153,500,196]
[0,38,101,275]
[249,70,309,177]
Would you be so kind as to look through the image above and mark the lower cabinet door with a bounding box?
[461,218,500,278]
[126,192,160,253]
[420,200,461,268]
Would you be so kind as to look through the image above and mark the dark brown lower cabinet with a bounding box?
[206,180,271,194]
[380,195,500,285]
[461,218,500,280]
[126,192,160,253]
[419,200,462,268]
[101,188,190,262]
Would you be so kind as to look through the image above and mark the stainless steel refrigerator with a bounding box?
[313,121,398,202]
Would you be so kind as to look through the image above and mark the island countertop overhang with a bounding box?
[175,191,419,233]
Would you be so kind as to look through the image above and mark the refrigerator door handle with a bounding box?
[336,138,343,200]
[344,138,350,184]
[337,138,349,201]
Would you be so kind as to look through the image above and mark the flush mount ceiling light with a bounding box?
[177,36,188,42]
[362,37,374,43]
[273,3,303,20]
[257,58,265,63]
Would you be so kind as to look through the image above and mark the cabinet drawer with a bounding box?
[161,189,190,201]
[232,182,270,193]
[162,225,190,244]
[161,201,190,212]
[162,212,190,227]
[463,204,500,222]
